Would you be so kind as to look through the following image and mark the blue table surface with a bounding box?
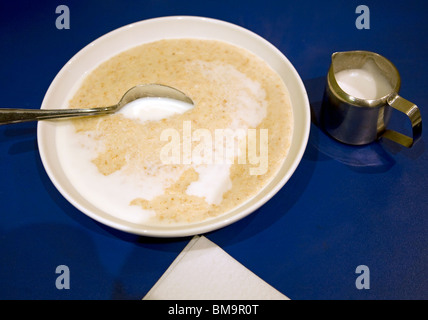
[0,0,426,300]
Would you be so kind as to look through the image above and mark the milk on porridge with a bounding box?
[56,39,293,225]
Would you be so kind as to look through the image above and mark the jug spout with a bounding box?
[330,50,373,73]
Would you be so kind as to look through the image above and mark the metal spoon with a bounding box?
[0,84,193,125]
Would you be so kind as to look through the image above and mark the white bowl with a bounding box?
[38,16,310,237]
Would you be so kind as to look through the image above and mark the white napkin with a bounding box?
[143,235,289,300]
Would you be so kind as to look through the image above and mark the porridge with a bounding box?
[56,39,293,225]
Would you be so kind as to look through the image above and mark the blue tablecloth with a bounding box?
[0,0,426,299]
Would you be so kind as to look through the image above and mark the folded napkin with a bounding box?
[143,235,289,300]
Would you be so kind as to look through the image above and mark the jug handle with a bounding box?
[382,94,422,147]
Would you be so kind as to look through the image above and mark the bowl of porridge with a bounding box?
[38,16,310,237]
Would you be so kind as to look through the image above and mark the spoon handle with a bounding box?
[0,106,116,125]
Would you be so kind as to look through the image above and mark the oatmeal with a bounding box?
[57,39,293,225]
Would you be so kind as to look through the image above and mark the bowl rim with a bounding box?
[37,16,310,237]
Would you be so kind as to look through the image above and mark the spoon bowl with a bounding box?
[0,84,193,125]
